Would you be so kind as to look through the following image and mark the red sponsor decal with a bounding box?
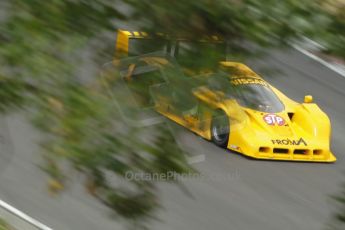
[263,114,285,126]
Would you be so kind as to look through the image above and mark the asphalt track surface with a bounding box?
[0,48,344,230]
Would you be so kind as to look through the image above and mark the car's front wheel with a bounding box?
[211,110,230,148]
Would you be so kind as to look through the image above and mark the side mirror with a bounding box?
[304,95,313,103]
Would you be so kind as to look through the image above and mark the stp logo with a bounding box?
[263,114,285,126]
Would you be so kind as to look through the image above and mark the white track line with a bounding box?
[292,44,345,78]
[187,154,206,165]
[0,199,53,230]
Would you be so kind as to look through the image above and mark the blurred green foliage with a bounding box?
[0,0,344,227]
[126,0,325,43]
[0,218,13,230]
[322,1,345,57]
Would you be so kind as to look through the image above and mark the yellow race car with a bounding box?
[114,30,336,163]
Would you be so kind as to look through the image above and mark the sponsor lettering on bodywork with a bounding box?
[271,138,307,146]
[263,114,286,126]
[231,77,268,86]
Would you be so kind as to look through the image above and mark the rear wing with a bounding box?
[115,30,151,58]
[114,29,226,60]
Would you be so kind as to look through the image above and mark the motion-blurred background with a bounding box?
[0,0,344,229]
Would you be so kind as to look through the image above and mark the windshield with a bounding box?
[233,83,284,113]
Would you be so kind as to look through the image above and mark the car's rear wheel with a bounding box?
[211,110,229,148]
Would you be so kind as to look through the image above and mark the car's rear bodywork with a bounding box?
[114,30,336,162]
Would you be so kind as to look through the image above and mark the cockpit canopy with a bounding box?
[208,73,284,113]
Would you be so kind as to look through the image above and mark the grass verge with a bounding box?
[0,218,14,230]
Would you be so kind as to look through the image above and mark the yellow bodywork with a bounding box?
[114,30,336,163]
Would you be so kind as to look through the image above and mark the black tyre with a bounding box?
[211,111,230,148]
